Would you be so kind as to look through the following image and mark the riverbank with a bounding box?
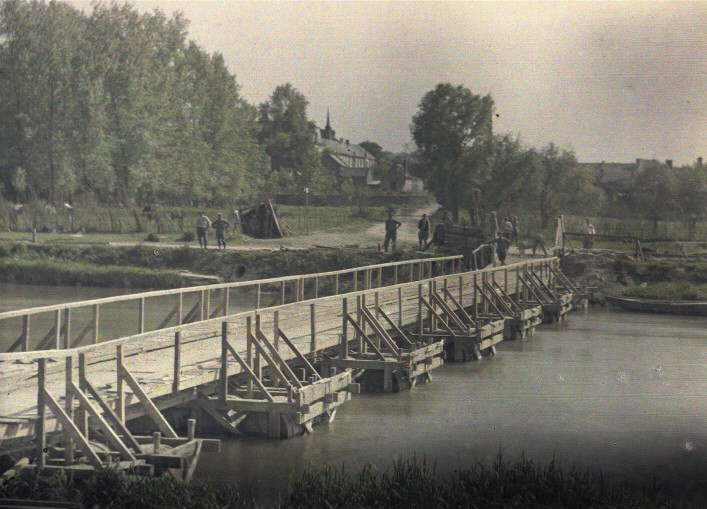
[562,249,707,304]
[0,242,422,289]
[0,456,678,509]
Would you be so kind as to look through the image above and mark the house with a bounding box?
[313,111,378,187]
[577,158,673,202]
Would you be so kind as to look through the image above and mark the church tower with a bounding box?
[321,108,336,140]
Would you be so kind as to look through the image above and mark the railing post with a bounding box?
[504,268,509,293]
[459,274,463,307]
[173,331,181,394]
[341,298,349,358]
[310,303,317,353]
[353,271,358,292]
[199,291,205,320]
[36,358,46,469]
[378,267,382,288]
[257,284,262,309]
[398,287,403,327]
[54,310,61,350]
[273,310,280,349]
[220,322,228,402]
[92,304,100,344]
[21,315,30,351]
[334,274,340,295]
[178,293,184,325]
[246,316,253,397]
[153,432,161,454]
[410,262,415,282]
[138,298,145,334]
[281,280,286,304]
[205,290,211,318]
[63,308,71,349]
[394,264,398,285]
[77,353,88,436]
[116,345,124,423]
[299,278,305,301]
[473,272,478,319]
[418,284,423,334]
[314,277,319,298]
[223,288,230,317]
[64,355,74,465]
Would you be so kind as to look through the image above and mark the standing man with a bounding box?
[417,213,431,250]
[532,232,547,257]
[503,217,514,243]
[383,210,402,252]
[196,211,211,249]
[494,235,510,265]
[583,218,596,249]
[212,213,230,250]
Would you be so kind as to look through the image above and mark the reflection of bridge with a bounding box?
[0,254,576,480]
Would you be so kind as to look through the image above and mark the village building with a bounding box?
[578,158,677,204]
[313,111,379,187]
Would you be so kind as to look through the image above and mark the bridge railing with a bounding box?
[0,254,464,353]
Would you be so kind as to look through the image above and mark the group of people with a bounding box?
[196,212,230,249]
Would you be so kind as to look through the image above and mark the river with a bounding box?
[2,283,706,503]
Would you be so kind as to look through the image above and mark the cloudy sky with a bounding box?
[67,1,705,165]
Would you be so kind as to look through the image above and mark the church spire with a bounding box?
[322,107,335,140]
[325,108,331,129]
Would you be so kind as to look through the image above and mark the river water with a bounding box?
[2,283,706,503]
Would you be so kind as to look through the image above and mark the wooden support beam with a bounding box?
[82,378,141,453]
[442,286,475,326]
[474,283,505,318]
[255,326,302,388]
[249,327,299,390]
[70,382,136,461]
[220,322,228,402]
[430,292,467,331]
[172,331,181,393]
[345,314,386,360]
[36,358,46,469]
[118,363,178,438]
[42,389,102,468]
[340,298,349,359]
[116,345,124,423]
[375,306,415,348]
[223,340,275,402]
[64,356,74,466]
[277,328,320,380]
[360,307,401,359]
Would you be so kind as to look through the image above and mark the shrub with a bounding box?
[179,231,195,242]
[144,233,160,242]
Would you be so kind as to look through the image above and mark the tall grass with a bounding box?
[622,282,707,301]
[0,456,676,508]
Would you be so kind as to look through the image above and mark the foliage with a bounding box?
[411,83,494,221]
[0,0,269,207]
[0,456,677,509]
[633,164,676,233]
[622,282,707,301]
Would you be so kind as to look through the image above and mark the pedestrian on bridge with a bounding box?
[494,235,510,265]
[212,213,230,250]
[532,232,547,257]
[384,210,402,252]
[583,218,596,250]
[417,213,431,250]
[196,212,211,249]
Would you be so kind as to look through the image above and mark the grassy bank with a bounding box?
[622,282,707,301]
[0,456,678,508]
[0,243,417,289]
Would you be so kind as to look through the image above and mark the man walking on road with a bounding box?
[212,213,230,250]
[384,210,402,252]
[196,212,211,249]
[417,213,431,250]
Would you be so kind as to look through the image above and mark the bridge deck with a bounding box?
[0,258,561,448]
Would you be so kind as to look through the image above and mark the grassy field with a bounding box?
[622,282,707,301]
[0,456,679,509]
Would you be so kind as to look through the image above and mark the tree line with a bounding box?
[409,83,706,234]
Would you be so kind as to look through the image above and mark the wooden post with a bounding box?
[187,419,196,441]
[223,288,230,317]
[353,271,358,292]
[63,308,71,349]
[310,303,317,353]
[378,267,383,288]
[220,322,228,402]
[383,364,393,393]
[314,277,319,298]
[273,310,279,349]
[418,284,423,334]
[458,275,463,307]
[504,268,509,293]
[281,280,286,304]
[246,317,253,397]
[205,290,211,318]
[473,273,478,319]
[356,296,364,353]
[138,298,145,334]
[64,356,74,465]
[54,310,61,350]
[398,287,403,327]
[178,292,184,325]
[36,358,46,469]
[199,291,205,320]
[116,345,124,423]
[300,278,305,301]
[21,315,30,351]
[334,274,339,295]
[394,264,398,284]
[256,284,262,309]
[77,354,88,437]
[172,331,181,393]
[153,432,161,454]
[410,262,415,282]
[341,298,349,358]
[92,304,100,344]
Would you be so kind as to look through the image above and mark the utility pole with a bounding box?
[304,186,309,235]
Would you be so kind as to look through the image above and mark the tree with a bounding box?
[358,141,383,160]
[411,83,494,221]
[257,83,327,191]
[673,165,707,239]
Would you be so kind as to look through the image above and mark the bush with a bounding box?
[144,233,160,242]
[179,231,195,242]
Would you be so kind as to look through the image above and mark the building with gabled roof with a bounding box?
[313,110,378,187]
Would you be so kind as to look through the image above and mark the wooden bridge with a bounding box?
[0,254,577,480]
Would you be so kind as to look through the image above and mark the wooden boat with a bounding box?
[606,295,707,316]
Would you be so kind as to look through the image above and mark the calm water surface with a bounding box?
[3,283,706,502]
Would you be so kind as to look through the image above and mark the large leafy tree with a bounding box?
[633,164,676,234]
[673,165,706,239]
[411,83,494,221]
[257,83,326,191]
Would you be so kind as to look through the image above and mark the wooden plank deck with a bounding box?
[0,257,561,448]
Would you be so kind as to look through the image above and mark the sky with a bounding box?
[65,0,706,165]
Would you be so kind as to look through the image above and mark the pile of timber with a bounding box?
[236,200,286,238]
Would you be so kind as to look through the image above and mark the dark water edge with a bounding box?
[196,307,707,506]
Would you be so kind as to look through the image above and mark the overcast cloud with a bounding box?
[65,1,706,165]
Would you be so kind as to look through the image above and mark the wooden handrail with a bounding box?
[0,254,463,321]
[0,257,558,362]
